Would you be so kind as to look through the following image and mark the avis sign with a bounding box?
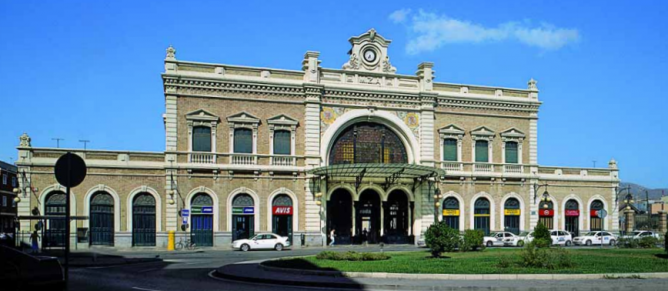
[272,206,292,215]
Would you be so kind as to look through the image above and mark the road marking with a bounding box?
[132,287,162,291]
[137,268,162,273]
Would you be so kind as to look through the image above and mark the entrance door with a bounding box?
[44,192,67,248]
[90,192,114,246]
[327,189,352,244]
[190,193,214,247]
[356,190,380,244]
[538,201,554,229]
[504,198,520,234]
[564,200,580,236]
[272,194,293,244]
[384,191,408,244]
[232,215,253,241]
[132,193,156,246]
[590,200,604,231]
[442,197,460,230]
[474,198,491,236]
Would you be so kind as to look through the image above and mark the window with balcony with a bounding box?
[267,114,298,166]
[443,139,457,161]
[475,140,489,162]
[500,128,525,173]
[227,112,260,165]
[192,126,212,152]
[273,130,291,155]
[505,141,518,164]
[438,124,464,171]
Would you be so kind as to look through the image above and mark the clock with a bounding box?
[363,49,376,62]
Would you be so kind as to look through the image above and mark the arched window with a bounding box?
[474,198,491,235]
[273,130,291,155]
[232,194,255,241]
[565,199,580,236]
[329,122,407,165]
[234,128,253,153]
[442,197,460,230]
[192,126,212,152]
[443,139,457,161]
[505,141,518,164]
[504,198,520,234]
[475,140,489,163]
[539,200,554,229]
[44,192,67,248]
[132,193,156,246]
[191,193,213,246]
[90,192,114,246]
[272,194,293,243]
[590,200,604,231]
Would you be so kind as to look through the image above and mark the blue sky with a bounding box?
[1,1,666,188]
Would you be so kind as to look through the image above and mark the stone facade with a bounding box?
[15,29,620,249]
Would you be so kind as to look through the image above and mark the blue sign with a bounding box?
[181,209,190,217]
[202,206,213,214]
[182,217,188,224]
[243,207,254,214]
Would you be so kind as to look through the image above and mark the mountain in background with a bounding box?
[619,182,668,201]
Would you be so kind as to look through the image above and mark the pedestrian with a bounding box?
[329,229,336,246]
[362,228,368,246]
[30,230,40,254]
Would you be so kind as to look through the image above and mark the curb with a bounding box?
[70,258,163,268]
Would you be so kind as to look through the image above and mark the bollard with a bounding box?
[167,230,175,251]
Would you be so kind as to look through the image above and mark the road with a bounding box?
[67,246,668,291]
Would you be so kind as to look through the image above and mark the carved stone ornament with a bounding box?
[528,78,538,90]
[342,53,360,70]
[19,132,31,147]
[382,56,396,73]
[166,45,176,60]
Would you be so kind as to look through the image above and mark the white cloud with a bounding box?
[397,10,580,54]
[388,8,411,24]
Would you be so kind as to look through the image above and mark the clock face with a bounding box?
[363,49,376,62]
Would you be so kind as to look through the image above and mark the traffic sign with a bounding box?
[597,209,608,219]
[55,153,87,187]
[181,209,190,217]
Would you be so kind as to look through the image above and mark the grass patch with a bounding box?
[316,251,390,261]
[264,249,668,274]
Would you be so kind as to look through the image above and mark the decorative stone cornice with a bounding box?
[471,126,495,141]
[227,112,260,127]
[500,128,526,141]
[267,114,299,130]
[437,96,540,113]
[438,124,465,139]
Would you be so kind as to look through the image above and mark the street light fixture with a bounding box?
[433,187,442,223]
[623,192,634,211]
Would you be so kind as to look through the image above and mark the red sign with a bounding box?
[539,209,554,217]
[272,206,293,215]
[590,210,599,217]
[565,210,580,217]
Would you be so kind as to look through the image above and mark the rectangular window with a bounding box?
[2,174,6,185]
[505,142,518,164]
[234,128,253,153]
[273,130,291,155]
[475,140,489,163]
[443,139,458,161]
[2,196,6,207]
[192,126,212,152]
[12,177,16,187]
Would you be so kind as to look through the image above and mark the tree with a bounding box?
[424,221,460,258]
[533,222,551,248]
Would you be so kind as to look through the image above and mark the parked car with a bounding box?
[0,245,64,291]
[621,230,660,240]
[573,231,617,246]
[232,233,290,251]
[484,232,521,247]
[519,230,573,246]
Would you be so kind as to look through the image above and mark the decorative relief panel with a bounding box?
[320,107,420,141]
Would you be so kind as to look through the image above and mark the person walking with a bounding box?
[329,229,336,247]
[30,231,40,254]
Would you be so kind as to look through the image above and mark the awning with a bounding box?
[307,163,445,180]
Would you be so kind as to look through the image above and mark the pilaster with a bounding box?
[419,93,437,167]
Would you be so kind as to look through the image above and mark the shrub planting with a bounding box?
[461,229,485,252]
[315,251,390,261]
[520,240,573,269]
[532,222,552,248]
[424,221,460,257]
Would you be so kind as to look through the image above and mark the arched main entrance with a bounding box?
[474,198,491,235]
[329,122,408,165]
[356,189,381,244]
[90,192,114,246]
[44,192,67,248]
[272,194,293,244]
[590,200,604,231]
[231,194,255,241]
[565,199,580,236]
[442,197,460,230]
[132,193,156,246]
[504,198,520,234]
[191,193,213,246]
[384,190,410,244]
[327,189,352,245]
[539,200,555,229]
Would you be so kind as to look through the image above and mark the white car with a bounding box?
[232,233,291,251]
[484,232,522,247]
[573,231,617,246]
[621,231,660,240]
[520,230,573,246]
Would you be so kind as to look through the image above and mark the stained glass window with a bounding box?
[329,122,408,165]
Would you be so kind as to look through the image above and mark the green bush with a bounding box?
[639,236,659,248]
[424,221,460,257]
[533,223,551,248]
[617,237,640,249]
[520,240,573,269]
[316,251,390,261]
[461,229,485,252]
[665,231,668,254]
[497,256,514,269]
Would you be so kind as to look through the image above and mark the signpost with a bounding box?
[54,152,87,286]
[597,209,608,249]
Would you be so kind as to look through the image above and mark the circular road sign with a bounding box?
[55,152,87,188]
[597,209,608,219]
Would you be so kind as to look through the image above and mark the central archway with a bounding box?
[329,122,408,165]
[356,189,381,244]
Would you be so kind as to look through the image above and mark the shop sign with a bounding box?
[442,209,460,216]
[539,209,554,217]
[565,210,580,217]
[504,209,521,216]
[590,210,599,217]
[272,206,293,215]
[233,207,254,214]
[474,213,490,217]
[192,206,213,214]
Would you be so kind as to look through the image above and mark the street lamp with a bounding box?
[623,192,634,211]
[433,187,442,223]
[540,186,551,209]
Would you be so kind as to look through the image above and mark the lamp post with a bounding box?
[433,187,442,224]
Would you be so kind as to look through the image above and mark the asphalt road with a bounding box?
[66,245,668,291]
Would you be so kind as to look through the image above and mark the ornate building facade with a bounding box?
[14,29,620,248]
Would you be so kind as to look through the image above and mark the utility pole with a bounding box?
[79,140,90,150]
[647,190,651,230]
[592,160,597,168]
[52,138,64,148]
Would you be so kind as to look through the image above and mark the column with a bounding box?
[659,211,667,235]
[625,209,635,234]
